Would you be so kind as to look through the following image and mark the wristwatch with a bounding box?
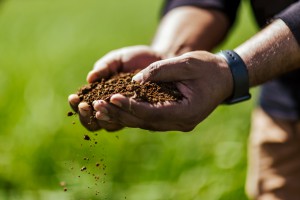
[218,50,251,104]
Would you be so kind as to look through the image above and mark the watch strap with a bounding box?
[218,50,251,104]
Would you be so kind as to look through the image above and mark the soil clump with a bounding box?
[77,71,183,106]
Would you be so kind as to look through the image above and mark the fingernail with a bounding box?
[93,100,104,105]
[110,99,122,108]
[93,100,107,110]
[87,70,98,83]
[92,100,98,106]
[132,73,143,83]
[79,103,90,117]
[68,94,80,104]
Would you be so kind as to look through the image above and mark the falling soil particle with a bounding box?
[67,111,74,116]
[83,135,91,141]
[76,71,183,106]
[80,166,87,171]
[64,188,67,192]
[59,181,66,187]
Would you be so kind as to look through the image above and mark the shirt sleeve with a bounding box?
[275,1,300,45]
[162,0,241,26]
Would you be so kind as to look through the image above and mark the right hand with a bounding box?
[92,51,233,131]
[68,45,163,132]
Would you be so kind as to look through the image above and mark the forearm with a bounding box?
[235,19,300,87]
[151,6,230,57]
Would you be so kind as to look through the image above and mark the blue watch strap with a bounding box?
[218,50,251,104]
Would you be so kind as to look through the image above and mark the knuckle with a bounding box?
[181,54,197,66]
[147,63,161,77]
[181,52,194,59]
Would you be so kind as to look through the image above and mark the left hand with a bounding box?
[68,45,163,132]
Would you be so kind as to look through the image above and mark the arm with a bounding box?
[236,19,300,87]
[95,18,300,131]
[151,6,230,57]
[69,3,232,132]
[240,1,300,86]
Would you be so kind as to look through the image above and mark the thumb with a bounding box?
[132,55,194,83]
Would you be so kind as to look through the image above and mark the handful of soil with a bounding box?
[77,71,183,105]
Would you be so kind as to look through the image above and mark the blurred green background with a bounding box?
[0,0,259,199]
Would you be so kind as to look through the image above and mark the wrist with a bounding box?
[217,50,251,104]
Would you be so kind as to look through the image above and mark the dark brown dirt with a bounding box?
[80,166,87,171]
[67,111,74,116]
[83,134,91,141]
[68,71,183,196]
[77,71,183,106]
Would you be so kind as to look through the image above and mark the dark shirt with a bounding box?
[163,0,300,120]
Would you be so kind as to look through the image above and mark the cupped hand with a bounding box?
[92,51,233,131]
[68,45,163,132]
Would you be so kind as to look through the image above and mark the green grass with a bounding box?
[0,0,258,199]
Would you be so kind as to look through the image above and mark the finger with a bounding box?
[68,94,81,112]
[87,46,162,83]
[93,100,124,131]
[93,100,111,121]
[95,119,124,132]
[132,53,199,83]
[118,46,162,70]
[87,50,122,83]
[96,96,192,131]
[98,104,184,131]
[94,99,150,129]
[78,102,100,132]
[109,90,199,131]
[95,110,110,122]
[94,101,128,128]
[102,124,123,132]
[110,94,185,122]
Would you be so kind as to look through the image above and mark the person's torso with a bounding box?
[251,0,297,27]
[251,0,300,120]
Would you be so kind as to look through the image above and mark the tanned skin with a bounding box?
[69,7,300,131]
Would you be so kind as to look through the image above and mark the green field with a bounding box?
[0,0,258,199]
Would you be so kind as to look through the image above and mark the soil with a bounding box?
[67,71,183,196]
[80,166,87,171]
[83,134,91,141]
[76,71,183,106]
[67,111,74,116]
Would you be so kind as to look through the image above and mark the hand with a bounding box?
[68,45,163,132]
[93,51,233,131]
